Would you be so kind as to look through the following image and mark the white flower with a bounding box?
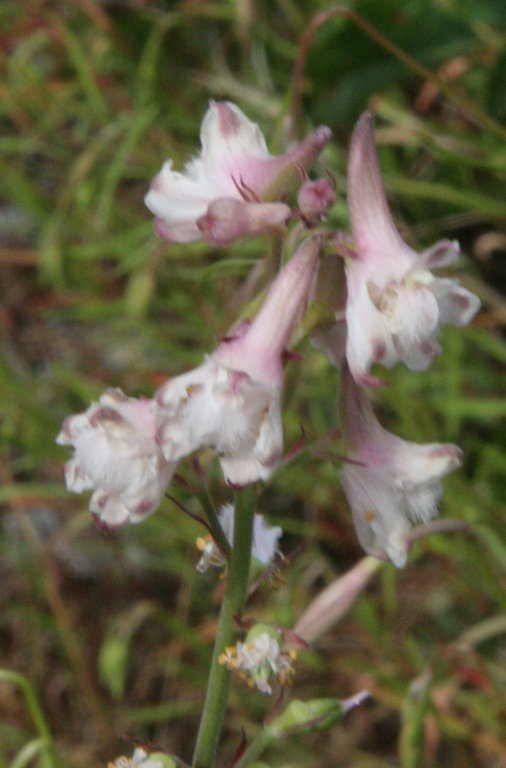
[57,389,176,529]
[155,355,282,486]
[344,111,480,385]
[155,236,320,486]
[339,365,463,567]
[196,503,282,572]
[219,628,296,694]
[145,100,330,244]
[109,748,174,768]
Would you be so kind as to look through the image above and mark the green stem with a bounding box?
[195,485,231,558]
[192,486,257,768]
[0,669,60,768]
[233,729,273,768]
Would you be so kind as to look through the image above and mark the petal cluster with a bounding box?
[57,389,175,529]
[155,355,282,486]
[344,111,480,385]
[219,627,296,694]
[145,100,331,244]
[338,366,462,567]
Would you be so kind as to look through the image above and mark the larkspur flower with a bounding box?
[57,389,175,529]
[339,365,463,567]
[155,235,320,486]
[344,111,480,385]
[145,100,331,245]
[196,502,282,573]
[219,625,296,695]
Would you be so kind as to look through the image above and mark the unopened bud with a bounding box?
[268,690,369,736]
[297,177,336,223]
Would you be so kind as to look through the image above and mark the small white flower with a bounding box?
[57,389,176,529]
[219,628,296,694]
[196,503,282,573]
[155,236,320,485]
[339,365,463,567]
[344,112,480,385]
[145,100,330,244]
[109,748,173,768]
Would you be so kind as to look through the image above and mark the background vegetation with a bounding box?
[0,0,505,766]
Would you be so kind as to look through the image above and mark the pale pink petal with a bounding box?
[200,103,331,199]
[344,279,394,386]
[216,504,282,565]
[145,101,330,245]
[431,277,481,326]
[419,238,461,269]
[384,281,441,370]
[57,390,175,527]
[339,463,412,567]
[339,366,463,567]
[347,111,414,272]
[153,216,202,244]
[155,359,281,484]
[197,198,290,246]
[343,113,480,383]
[214,235,321,387]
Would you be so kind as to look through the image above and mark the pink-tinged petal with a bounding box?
[63,457,93,493]
[155,359,282,485]
[200,103,331,199]
[339,365,463,567]
[293,556,380,643]
[339,463,412,567]
[90,491,131,529]
[419,238,460,269]
[343,113,481,382]
[251,514,282,565]
[431,277,481,326]
[256,125,332,201]
[145,160,219,243]
[219,398,284,485]
[57,390,175,525]
[197,198,290,246]
[199,101,270,187]
[146,101,330,245]
[154,236,319,485]
[214,235,321,387]
[197,504,281,572]
[344,278,394,386]
[347,112,414,272]
[153,216,202,244]
[384,281,441,370]
[201,102,331,200]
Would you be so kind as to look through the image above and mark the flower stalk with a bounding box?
[192,485,257,768]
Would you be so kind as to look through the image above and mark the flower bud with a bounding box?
[297,176,336,223]
[267,690,370,736]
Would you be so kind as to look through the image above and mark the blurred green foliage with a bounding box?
[0,1,505,767]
